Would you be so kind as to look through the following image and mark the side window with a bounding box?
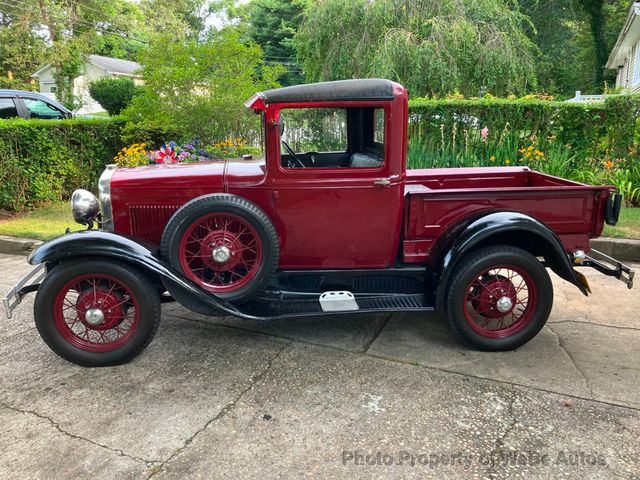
[0,98,19,119]
[279,106,386,169]
[23,98,65,119]
[281,108,347,154]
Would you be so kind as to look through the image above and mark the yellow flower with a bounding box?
[490,155,495,162]
[505,159,511,165]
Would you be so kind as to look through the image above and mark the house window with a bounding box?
[634,44,640,86]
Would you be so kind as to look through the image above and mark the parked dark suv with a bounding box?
[0,90,72,120]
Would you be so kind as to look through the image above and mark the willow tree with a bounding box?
[295,0,539,97]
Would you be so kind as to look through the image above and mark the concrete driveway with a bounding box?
[0,253,638,479]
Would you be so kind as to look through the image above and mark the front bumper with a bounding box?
[574,248,634,289]
[3,263,46,319]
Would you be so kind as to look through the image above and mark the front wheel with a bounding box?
[444,245,553,351]
[34,259,161,367]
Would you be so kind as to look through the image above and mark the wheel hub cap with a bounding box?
[85,308,105,326]
[495,296,514,313]
[212,245,232,264]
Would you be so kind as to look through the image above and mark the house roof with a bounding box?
[87,54,140,75]
[248,79,398,106]
[606,2,640,69]
[31,54,140,78]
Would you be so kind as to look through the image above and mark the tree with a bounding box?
[125,26,284,142]
[520,0,628,95]
[295,0,539,97]
[244,0,309,86]
[0,6,46,89]
[575,0,609,91]
[0,0,145,108]
[89,77,139,115]
[519,0,583,96]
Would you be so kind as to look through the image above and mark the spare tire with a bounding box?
[160,194,279,305]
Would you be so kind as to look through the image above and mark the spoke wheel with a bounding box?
[34,259,161,367]
[464,267,536,339]
[445,246,553,351]
[179,213,263,293]
[161,194,279,307]
[53,274,139,352]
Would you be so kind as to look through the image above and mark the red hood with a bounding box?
[109,158,267,201]
[111,160,226,196]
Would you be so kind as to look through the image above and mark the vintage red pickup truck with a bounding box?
[4,79,634,366]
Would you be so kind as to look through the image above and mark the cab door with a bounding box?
[273,106,404,269]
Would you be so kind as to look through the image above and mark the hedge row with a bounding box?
[0,118,125,211]
[407,95,640,165]
[1,95,639,211]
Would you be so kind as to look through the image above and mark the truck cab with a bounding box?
[5,79,634,367]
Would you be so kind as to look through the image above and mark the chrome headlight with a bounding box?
[70,189,99,226]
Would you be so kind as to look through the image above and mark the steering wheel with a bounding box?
[282,140,306,168]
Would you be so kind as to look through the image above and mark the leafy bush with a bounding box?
[0,118,124,211]
[120,121,183,148]
[89,77,139,116]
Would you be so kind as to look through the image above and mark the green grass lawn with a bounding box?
[0,202,81,241]
[603,207,640,240]
[0,202,639,242]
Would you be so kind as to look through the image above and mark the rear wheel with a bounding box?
[34,259,161,366]
[444,246,553,351]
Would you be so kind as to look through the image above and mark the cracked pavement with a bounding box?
[0,254,638,479]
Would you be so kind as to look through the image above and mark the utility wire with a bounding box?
[0,0,148,44]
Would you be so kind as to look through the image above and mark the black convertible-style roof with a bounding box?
[253,79,397,105]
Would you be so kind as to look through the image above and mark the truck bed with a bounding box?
[403,166,613,263]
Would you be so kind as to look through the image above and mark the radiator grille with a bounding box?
[129,205,180,244]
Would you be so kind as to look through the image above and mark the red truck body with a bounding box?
[108,79,611,271]
[10,78,633,366]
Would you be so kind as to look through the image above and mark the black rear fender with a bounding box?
[434,211,589,310]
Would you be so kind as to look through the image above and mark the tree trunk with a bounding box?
[579,0,608,92]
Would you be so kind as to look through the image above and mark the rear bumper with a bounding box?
[574,248,634,289]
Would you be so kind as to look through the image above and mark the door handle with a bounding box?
[373,178,391,186]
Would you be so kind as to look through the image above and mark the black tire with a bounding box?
[444,245,553,351]
[160,194,279,307]
[34,259,161,367]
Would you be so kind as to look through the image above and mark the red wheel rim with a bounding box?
[53,274,139,352]
[463,265,537,339]
[178,212,263,293]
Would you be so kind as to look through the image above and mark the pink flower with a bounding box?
[481,127,489,143]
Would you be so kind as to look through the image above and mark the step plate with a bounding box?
[319,291,359,312]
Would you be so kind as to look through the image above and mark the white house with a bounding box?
[31,54,141,114]
[606,1,640,92]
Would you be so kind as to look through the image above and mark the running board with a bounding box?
[237,291,434,320]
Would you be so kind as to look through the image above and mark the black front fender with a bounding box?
[28,230,258,320]
[435,211,589,309]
